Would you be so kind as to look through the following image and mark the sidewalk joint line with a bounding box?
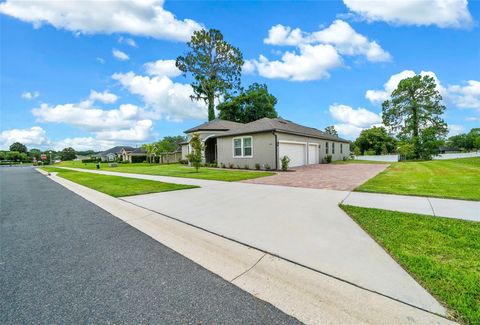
[427,198,436,216]
[230,253,267,283]
[340,191,353,205]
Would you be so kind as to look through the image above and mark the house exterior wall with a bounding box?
[181,144,189,160]
[216,132,276,169]
[276,132,350,162]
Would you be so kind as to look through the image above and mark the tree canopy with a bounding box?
[217,83,278,123]
[155,136,186,153]
[176,29,244,121]
[324,126,338,136]
[355,126,397,155]
[9,142,27,153]
[60,147,76,161]
[447,128,480,150]
[382,75,447,159]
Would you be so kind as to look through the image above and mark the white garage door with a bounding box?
[308,144,319,164]
[279,142,306,167]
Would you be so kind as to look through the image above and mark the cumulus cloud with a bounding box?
[365,70,445,104]
[246,44,342,81]
[112,48,129,61]
[448,124,464,137]
[118,36,137,47]
[21,91,40,100]
[112,71,206,121]
[329,103,382,138]
[0,0,202,41]
[52,137,118,151]
[447,80,480,110]
[89,90,118,104]
[343,0,473,28]
[250,19,390,81]
[263,20,391,62]
[0,126,48,149]
[144,59,182,77]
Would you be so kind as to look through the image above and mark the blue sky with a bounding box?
[1,0,479,151]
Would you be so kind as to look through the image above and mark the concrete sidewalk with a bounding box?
[38,168,454,324]
[343,192,480,222]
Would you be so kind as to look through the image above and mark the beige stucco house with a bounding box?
[181,118,350,169]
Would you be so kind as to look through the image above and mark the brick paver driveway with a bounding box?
[243,163,389,191]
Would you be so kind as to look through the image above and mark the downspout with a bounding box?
[274,131,278,170]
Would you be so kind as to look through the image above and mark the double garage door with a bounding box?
[279,142,319,167]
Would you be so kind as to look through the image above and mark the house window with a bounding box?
[233,138,242,157]
[325,142,329,154]
[340,143,343,154]
[332,143,335,154]
[233,137,253,158]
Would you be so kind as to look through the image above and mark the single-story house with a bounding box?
[120,147,148,163]
[181,117,350,169]
[96,146,148,162]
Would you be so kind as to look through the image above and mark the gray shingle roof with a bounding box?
[184,118,244,133]
[215,118,349,143]
[99,146,134,155]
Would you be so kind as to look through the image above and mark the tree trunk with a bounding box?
[207,91,215,121]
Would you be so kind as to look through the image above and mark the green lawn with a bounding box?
[57,161,275,182]
[40,167,198,197]
[341,205,480,325]
[355,158,480,201]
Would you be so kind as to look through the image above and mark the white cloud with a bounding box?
[263,20,391,62]
[246,44,342,81]
[329,103,382,138]
[264,24,306,46]
[118,36,137,47]
[144,59,182,77]
[89,90,118,104]
[112,48,129,61]
[448,124,464,137]
[0,126,48,149]
[343,0,473,28]
[0,0,202,41]
[33,102,144,132]
[21,91,40,100]
[52,137,117,151]
[96,57,105,64]
[112,71,206,121]
[365,70,445,104]
[95,120,153,141]
[447,80,480,110]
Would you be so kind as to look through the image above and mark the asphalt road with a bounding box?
[0,167,299,324]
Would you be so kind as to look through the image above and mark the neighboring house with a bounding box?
[181,118,350,169]
[96,146,134,162]
[120,147,148,163]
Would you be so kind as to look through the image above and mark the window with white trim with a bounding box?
[340,143,343,154]
[325,142,329,154]
[332,143,335,154]
[233,137,253,158]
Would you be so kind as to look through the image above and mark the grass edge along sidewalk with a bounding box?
[57,161,276,182]
[40,167,198,197]
[341,205,480,325]
[355,157,480,201]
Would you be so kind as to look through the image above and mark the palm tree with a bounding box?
[142,143,155,164]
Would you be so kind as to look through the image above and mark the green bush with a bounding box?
[264,163,271,170]
[280,155,290,171]
[179,159,188,164]
[325,155,332,163]
[244,164,250,170]
[81,158,99,163]
[220,162,226,168]
[255,163,260,170]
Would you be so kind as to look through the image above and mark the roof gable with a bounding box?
[184,118,244,133]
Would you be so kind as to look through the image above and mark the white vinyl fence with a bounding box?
[354,155,399,162]
[433,152,480,160]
